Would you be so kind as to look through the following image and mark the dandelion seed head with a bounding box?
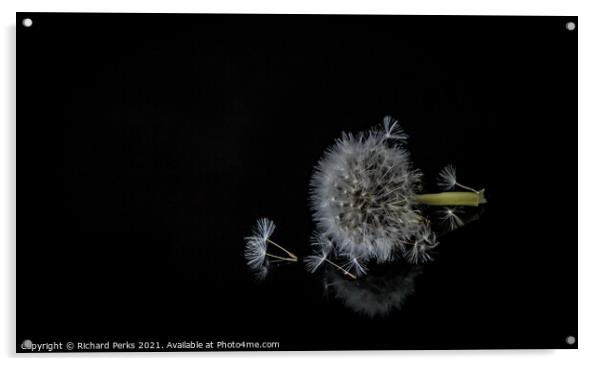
[310,117,423,262]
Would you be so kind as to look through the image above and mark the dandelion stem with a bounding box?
[265,253,297,262]
[416,189,487,207]
[324,258,357,280]
[266,239,298,261]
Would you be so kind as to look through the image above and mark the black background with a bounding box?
[17,13,577,351]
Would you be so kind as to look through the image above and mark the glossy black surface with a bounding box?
[17,13,577,351]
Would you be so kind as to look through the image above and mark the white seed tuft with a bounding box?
[343,255,368,277]
[244,218,275,271]
[437,164,457,191]
[404,224,438,264]
[382,115,408,141]
[304,233,334,273]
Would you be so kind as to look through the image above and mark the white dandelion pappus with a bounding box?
[244,218,275,270]
[305,232,357,279]
[244,218,297,277]
[382,115,408,141]
[343,255,368,277]
[244,236,267,271]
[437,164,457,191]
[304,234,333,273]
[437,164,479,193]
[304,250,330,273]
[310,116,424,263]
[404,224,439,264]
[255,217,276,241]
[373,237,394,264]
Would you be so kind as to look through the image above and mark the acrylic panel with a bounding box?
[17,13,577,352]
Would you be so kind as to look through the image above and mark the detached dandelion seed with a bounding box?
[244,218,298,278]
[304,235,332,273]
[437,165,457,191]
[437,164,478,193]
[407,242,433,264]
[382,115,408,141]
[304,233,357,279]
[244,235,267,271]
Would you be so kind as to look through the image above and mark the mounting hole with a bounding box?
[566,21,576,31]
[22,18,33,28]
[566,335,576,345]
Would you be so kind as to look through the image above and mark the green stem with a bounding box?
[416,189,487,207]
